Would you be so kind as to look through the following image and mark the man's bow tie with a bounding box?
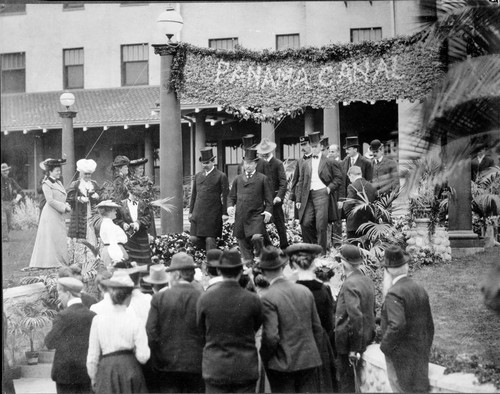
[312,155,319,159]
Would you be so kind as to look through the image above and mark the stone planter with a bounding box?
[406,220,451,261]
[25,351,39,365]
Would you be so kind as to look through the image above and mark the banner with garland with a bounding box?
[171,32,444,123]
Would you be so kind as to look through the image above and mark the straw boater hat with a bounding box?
[339,244,364,265]
[112,155,130,168]
[58,277,83,296]
[165,252,197,272]
[299,136,309,145]
[243,148,259,162]
[256,138,277,155]
[39,158,66,171]
[76,159,97,174]
[143,264,169,284]
[1,163,11,171]
[101,270,135,288]
[343,136,360,149]
[199,147,216,162]
[285,243,323,256]
[211,248,244,268]
[381,245,411,268]
[96,200,121,209]
[259,246,288,270]
[129,158,148,166]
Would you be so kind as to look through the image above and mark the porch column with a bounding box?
[323,107,340,146]
[58,110,77,185]
[144,129,154,180]
[217,140,225,172]
[195,114,206,173]
[304,107,314,135]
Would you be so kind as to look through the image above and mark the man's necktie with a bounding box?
[246,173,251,180]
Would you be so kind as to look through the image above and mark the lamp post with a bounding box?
[58,92,77,185]
[153,7,184,234]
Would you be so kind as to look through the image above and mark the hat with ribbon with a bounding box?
[285,243,323,256]
[39,158,67,171]
[369,139,382,152]
[58,277,84,295]
[211,248,244,268]
[243,148,259,162]
[165,252,197,272]
[259,246,288,270]
[1,163,11,171]
[112,155,130,168]
[143,264,169,284]
[382,245,411,268]
[199,147,216,162]
[256,138,277,154]
[101,270,135,288]
[96,200,121,209]
[241,134,256,149]
[339,244,364,265]
[206,249,223,267]
[76,159,97,174]
[129,158,148,166]
[320,137,329,149]
[343,136,360,149]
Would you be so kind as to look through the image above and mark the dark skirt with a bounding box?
[96,350,148,394]
[125,228,151,265]
[317,329,337,393]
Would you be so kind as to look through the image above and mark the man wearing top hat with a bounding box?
[146,252,205,393]
[369,139,400,197]
[255,138,289,250]
[335,244,376,393]
[320,137,329,157]
[340,136,373,199]
[295,132,343,253]
[380,245,434,393]
[237,134,258,175]
[289,135,313,205]
[1,162,25,241]
[189,147,229,252]
[228,148,273,264]
[45,277,96,394]
[196,248,264,393]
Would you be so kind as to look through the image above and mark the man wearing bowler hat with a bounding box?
[197,248,264,393]
[340,136,373,199]
[203,248,223,290]
[380,245,434,393]
[1,162,25,241]
[189,147,229,253]
[259,245,323,393]
[335,244,376,393]
[370,139,400,197]
[255,138,289,250]
[146,252,205,393]
[228,148,273,264]
[295,131,343,252]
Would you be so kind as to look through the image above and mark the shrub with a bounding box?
[11,197,39,230]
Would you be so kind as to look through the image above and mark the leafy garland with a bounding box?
[170,31,445,123]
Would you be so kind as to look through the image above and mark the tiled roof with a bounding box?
[1,86,211,132]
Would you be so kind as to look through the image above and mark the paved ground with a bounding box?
[13,378,56,394]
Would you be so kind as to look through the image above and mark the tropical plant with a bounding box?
[471,166,500,241]
[11,196,39,230]
[20,274,60,311]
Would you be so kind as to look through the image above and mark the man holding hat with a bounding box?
[340,136,373,199]
[335,244,376,393]
[256,138,289,250]
[259,245,323,393]
[228,148,273,264]
[370,139,400,197]
[295,131,343,253]
[197,248,264,393]
[189,147,229,252]
[380,245,434,393]
[1,162,25,241]
[146,252,205,393]
[45,277,96,394]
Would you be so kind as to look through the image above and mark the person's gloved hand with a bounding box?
[348,351,360,366]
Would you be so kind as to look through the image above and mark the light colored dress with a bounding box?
[99,217,128,267]
[29,178,69,268]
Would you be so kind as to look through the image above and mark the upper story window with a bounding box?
[350,27,382,43]
[1,52,25,93]
[63,48,84,89]
[121,43,149,86]
[0,3,26,15]
[63,3,84,10]
[209,38,238,50]
[276,34,300,50]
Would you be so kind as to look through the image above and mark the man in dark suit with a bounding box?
[228,148,273,264]
[289,136,313,220]
[296,132,343,252]
[471,144,495,181]
[343,166,377,240]
[197,249,264,393]
[189,147,229,252]
[335,244,376,393]
[380,245,434,393]
[369,139,400,197]
[256,138,289,250]
[259,246,323,393]
[45,277,96,394]
[146,252,205,393]
[340,136,373,199]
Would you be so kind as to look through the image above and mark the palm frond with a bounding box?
[76,239,100,257]
[357,222,395,241]
[150,196,176,213]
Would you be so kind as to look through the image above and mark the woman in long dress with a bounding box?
[96,200,129,268]
[29,158,72,268]
[86,270,150,394]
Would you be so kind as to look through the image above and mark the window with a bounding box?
[121,44,148,86]
[350,27,382,43]
[63,3,84,10]
[1,52,25,93]
[276,34,300,50]
[209,38,238,50]
[63,48,84,89]
[0,3,26,15]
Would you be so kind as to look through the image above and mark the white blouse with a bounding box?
[99,217,128,262]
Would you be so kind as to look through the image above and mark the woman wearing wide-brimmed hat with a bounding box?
[96,200,129,268]
[29,158,72,268]
[87,270,150,394]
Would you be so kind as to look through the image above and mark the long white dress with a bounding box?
[29,178,69,268]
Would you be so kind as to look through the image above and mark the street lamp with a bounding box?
[153,7,184,234]
[58,92,77,185]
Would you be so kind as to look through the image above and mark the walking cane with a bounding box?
[350,353,361,393]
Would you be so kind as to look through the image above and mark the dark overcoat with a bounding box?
[296,156,343,222]
[340,155,373,199]
[289,155,312,202]
[343,177,377,234]
[45,303,96,385]
[372,156,400,196]
[381,276,434,393]
[67,179,100,239]
[256,157,287,200]
[228,172,273,239]
[189,168,229,238]
[335,270,376,355]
